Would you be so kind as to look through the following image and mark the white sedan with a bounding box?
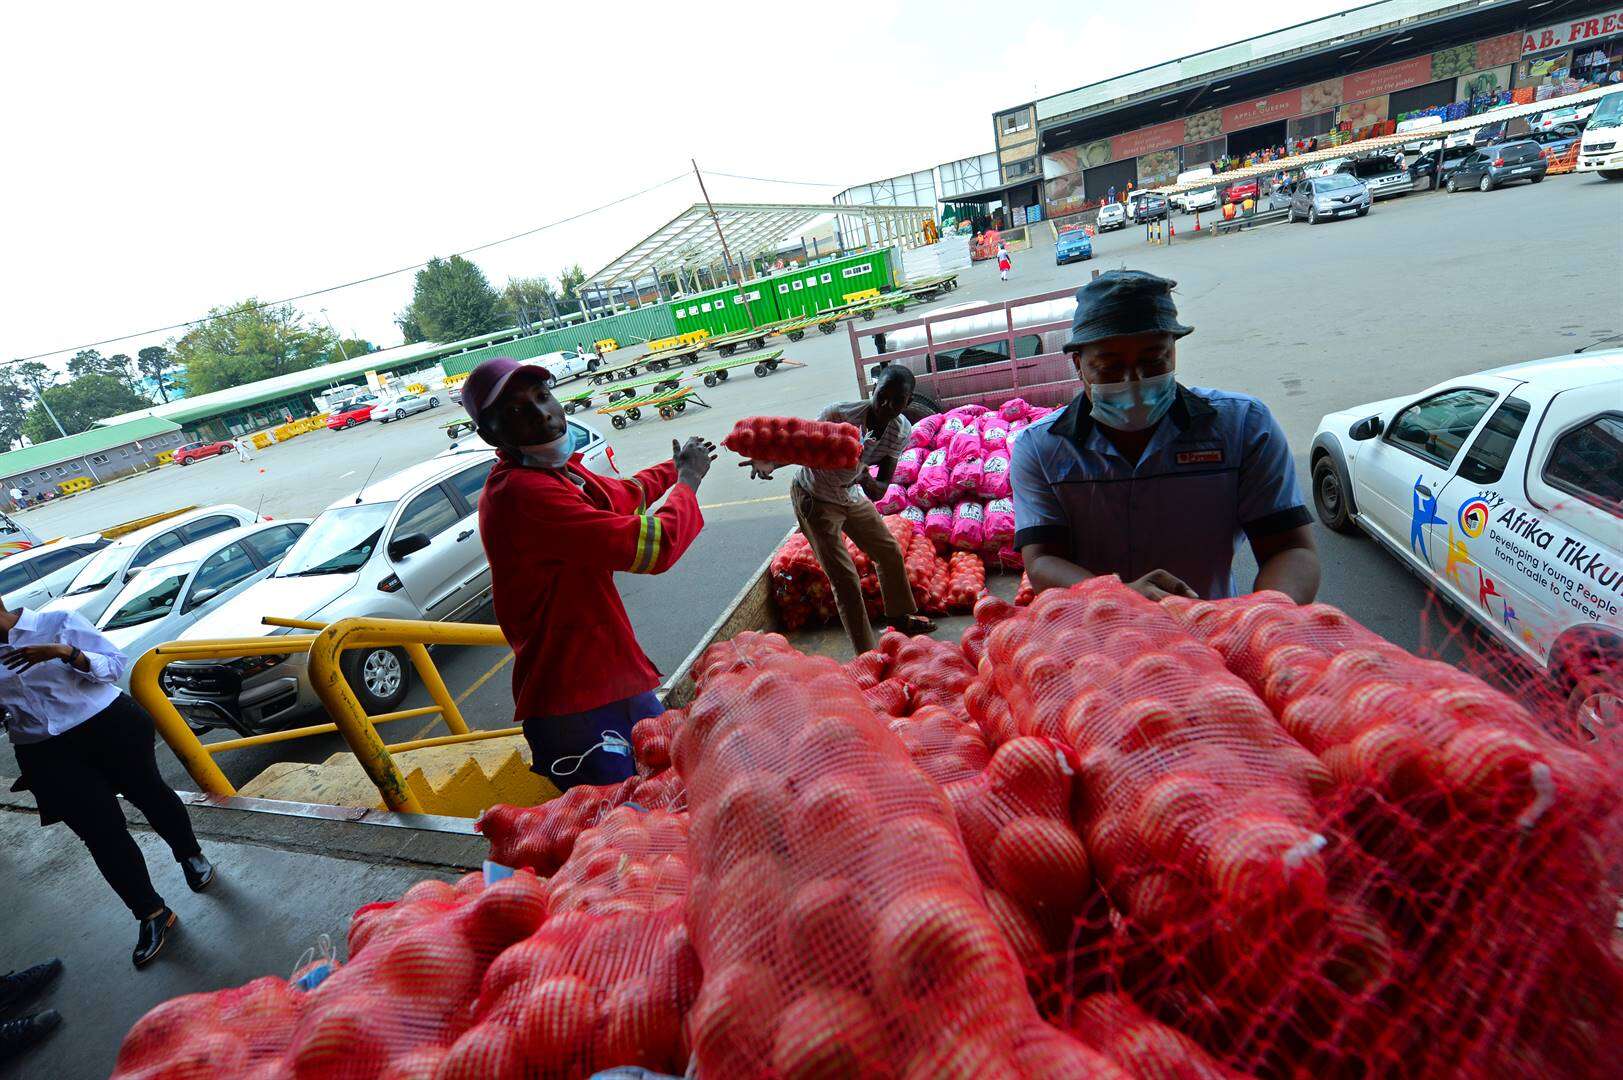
[1310,351,1622,732]
[95,520,309,689]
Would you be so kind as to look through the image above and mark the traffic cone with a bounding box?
[1169,223,1175,238]
[1194,210,1201,232]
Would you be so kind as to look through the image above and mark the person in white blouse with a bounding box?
[1,598,213,968]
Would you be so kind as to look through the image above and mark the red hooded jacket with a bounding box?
[479,452,703,718]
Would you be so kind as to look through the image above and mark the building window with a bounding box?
[57,466,71,476]
[1004,158,1036,179]
[999,112,1030,135]
[700,302,712,312]
[778,284,789,294]
[820,273,832,284]
[793,280,804,290]
[90,454,110,464]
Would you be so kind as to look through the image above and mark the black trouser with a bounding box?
[13,695,202,920]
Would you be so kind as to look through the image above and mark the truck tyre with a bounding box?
[344,646,410,715]
[587,358,601,372]
[1549,628,1623,745]
[1311,455,1358,534]
[543,372,556,389]
[903,392,944,425]
[1600,170,1623,180]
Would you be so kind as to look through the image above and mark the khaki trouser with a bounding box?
[791,485,916,654]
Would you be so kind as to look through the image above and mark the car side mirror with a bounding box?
[1348,415,1384,441]
[186,586,220,612]
[387,532,431,561]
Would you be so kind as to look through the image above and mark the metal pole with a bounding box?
[692,159,741,286]
[322,309,349,362]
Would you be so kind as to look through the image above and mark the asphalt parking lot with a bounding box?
[5,170,1619,795]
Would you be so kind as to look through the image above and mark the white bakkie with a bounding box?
[1309,351,1622,730]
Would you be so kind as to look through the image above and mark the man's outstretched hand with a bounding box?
[737,460,777,480]
[1128,569,1198,602]
[673,437,717,488]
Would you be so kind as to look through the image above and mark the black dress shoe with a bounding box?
[0,959,62,1014]
[0,1010,61,1059]
[182,854,214,892]
[133,908,177,968]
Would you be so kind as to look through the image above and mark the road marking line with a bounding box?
[699,493,790,511]
[406,650,515,741]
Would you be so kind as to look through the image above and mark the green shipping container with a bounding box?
[668,280,782,337]
[762,249,894,319]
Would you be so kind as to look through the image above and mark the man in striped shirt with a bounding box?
[463,357,714,790]
[747,366,935,653]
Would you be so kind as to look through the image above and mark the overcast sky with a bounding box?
[2,0,1357,366]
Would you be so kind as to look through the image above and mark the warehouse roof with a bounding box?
[0,415,183,479]
[1029,0,1482,125]
[585,202,933,291]
[93,325,537,429]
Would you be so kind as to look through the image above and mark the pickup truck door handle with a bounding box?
[456,529,475,542]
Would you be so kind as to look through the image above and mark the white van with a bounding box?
[525,349,600,386]
[1577,89,1623,179]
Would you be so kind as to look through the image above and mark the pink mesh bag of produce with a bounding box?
[908,413,944,449]
[948,454,984,499]
[923,504,953,544]
[999,397,1032,422]
[671,633,1110,1076]
[909,447,951,506]
[980,448,1013,499]
[949,500,987,550]
[985,497,1016,548]
[934,412,969,448]
[945,427,983,469]
[899,503,925,532]
[722,416,862,470]
[892,445,923,485]
[979,415,1011,450]
[874,483,909,514]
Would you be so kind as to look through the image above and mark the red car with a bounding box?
[326,401,375,430]
[1221,179,1260,204]
[173,440,232,466]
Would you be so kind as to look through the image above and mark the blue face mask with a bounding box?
[519,429,573,469]
[1086,371,1176,432]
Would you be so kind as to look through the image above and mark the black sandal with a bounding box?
[886,614,937,636]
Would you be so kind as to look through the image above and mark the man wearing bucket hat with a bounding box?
[461,357,715,790]
[1010,270,1319,603]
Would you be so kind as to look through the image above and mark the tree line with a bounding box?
[2,253,589,452]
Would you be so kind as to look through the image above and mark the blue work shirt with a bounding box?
[1010,384,1309,599]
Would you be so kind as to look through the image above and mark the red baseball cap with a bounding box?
[460,357,551,430]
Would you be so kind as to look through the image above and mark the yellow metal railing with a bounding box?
[130,616,512,813]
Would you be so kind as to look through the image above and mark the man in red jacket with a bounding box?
[461,357,714,790]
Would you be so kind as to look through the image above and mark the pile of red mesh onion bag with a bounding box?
[769,513,990,628]
[112,579,1620,1079]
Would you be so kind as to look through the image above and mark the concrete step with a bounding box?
[240,734,558,816]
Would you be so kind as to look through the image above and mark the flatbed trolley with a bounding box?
[596,386,711,429]
[690,349,796,386]
[559,388,598,415]
[600,369,687,404]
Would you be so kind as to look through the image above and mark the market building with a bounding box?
[0,415,184,503]
[991,0,1622,225]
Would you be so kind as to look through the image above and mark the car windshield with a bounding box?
[1317,174,1358,190]
[276,503,392,577]
[1589,90,1623,129]
[102,564,194,630]
[65,543,133,594]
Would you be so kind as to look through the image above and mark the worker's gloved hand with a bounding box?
[738,460,777,480]
[1128,569,1199,602]
[673,437,717,489]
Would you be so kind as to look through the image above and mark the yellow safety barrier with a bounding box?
[57,477,94,495]
[444,371,469,386]
[646,329,710,353]
[304,617,511,813]
[155,451,175,466]
[842,288,881,304]
[593,338,618,353]
[129,616,512,813]
[252,432,272,450]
